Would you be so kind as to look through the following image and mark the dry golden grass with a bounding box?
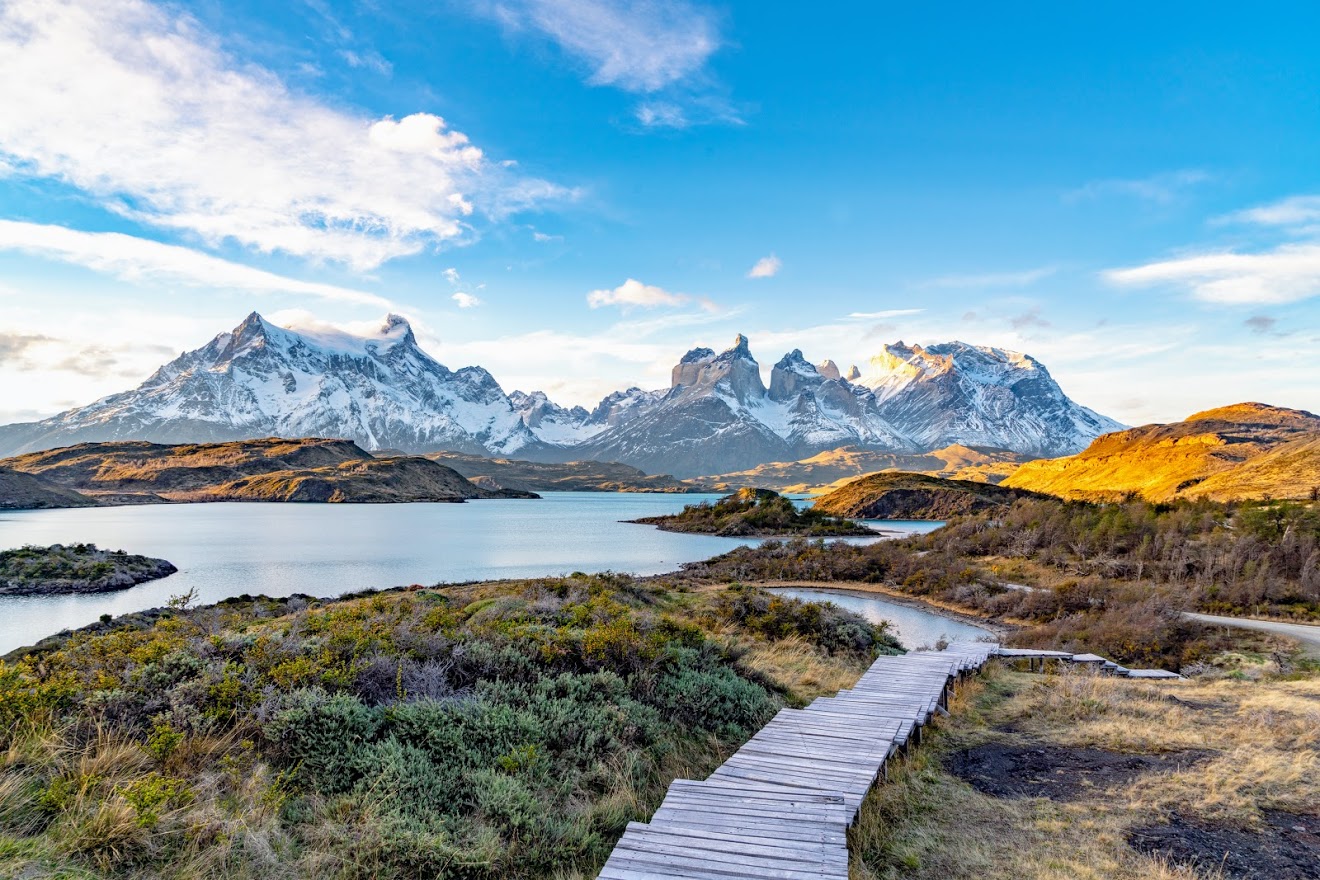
[849,663,1316,880]
[735,634,867,700]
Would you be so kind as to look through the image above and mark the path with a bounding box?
[596,641,998,880]
[1184,612,1320,658]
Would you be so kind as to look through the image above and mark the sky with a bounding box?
[2,0,1319,427]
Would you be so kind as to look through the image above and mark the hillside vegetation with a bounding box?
[0,467,97,509]
[1005,402,1320,502]
[426,451,704,493]
[631,487,873,536]
[812,472,1038,520]
[705,444,1027,493]
[0,439,534,504]
[0,544,177,596]
[683,495,1320,668]
[0,574,896,879]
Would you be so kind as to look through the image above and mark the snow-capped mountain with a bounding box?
[0,314,1123,475]
[571,336,918,476]
[508,391,599,447]
[859,341,1125,456]
[0,312,538,457]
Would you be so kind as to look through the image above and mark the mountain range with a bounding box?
[0,312,1123,477]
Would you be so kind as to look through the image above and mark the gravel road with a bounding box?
[1183,612,1320,658]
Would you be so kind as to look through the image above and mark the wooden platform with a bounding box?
[596,641,998,880]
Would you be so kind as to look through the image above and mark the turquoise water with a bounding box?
[0,493,945,654]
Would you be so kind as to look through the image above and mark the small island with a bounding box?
[812,472,1038,520]
[0,543,178,596]
[629,487,874,537]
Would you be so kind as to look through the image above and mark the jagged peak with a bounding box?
[845,365,861,381]
[724,333,754,360]
[817,359,842,380]
[679,347,717,364]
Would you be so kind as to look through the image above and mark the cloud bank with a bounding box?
[0,0,563,270]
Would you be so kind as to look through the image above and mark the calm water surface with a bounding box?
[769,587,996,650]
[0,493,944,654]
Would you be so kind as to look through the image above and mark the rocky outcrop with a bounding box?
[812,472,1039,520]
[0,544,177,596]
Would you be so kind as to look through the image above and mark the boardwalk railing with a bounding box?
[597,640,998,880]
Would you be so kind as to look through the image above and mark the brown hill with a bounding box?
[705,444,1027,493]
[630,487,871,536]
[0,438,535,504]
[0,468,98,510]
[812,472,1038,520]
[425,451,704,493]
[1003,402,1320,502]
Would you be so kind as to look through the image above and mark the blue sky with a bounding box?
[2,0,1319,427]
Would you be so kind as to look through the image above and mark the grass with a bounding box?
[0,574,891,879]
[849,659,1318,880]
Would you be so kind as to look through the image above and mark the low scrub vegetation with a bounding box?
[0,573,890,879]
[683,496,1320,668]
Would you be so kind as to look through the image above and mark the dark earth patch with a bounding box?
[1127,810,1320,879]
[947,741,1207,801]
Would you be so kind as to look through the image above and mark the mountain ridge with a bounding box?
[0,313,1124,477]
[1003,402,1320,501]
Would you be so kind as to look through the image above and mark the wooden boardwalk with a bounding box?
[597,640,998,880]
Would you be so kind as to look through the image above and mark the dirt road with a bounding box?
[1183,612,1320,658]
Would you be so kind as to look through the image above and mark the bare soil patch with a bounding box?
[947,740,1208,801]
[1127,810,1320,879]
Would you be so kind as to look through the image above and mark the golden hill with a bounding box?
[1003,402,1320,502]
[0,438,535,504]
[705,444,1027,494]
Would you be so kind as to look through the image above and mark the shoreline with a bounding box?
[749,579,1020,639]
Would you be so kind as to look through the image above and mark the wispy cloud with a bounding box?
[846,308,925,320]
[0,0,565,270]
[474,0,737,129]
[1105,243,1320,305]
[746,254,782,279]
[920,267,1056,289]
[0,220,393,308]
[1064,169,1211,205]
[481,0,720,92]
[452,292,483,308]
[1221,194,1320,232]
[587,278,714,311]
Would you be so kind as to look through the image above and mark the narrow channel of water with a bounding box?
[768,587,996,650]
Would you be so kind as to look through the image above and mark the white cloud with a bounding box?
[1064,169,1211,205]
[587,278,711,310]
[482,0,720,92]
[452,292,482,308]
[0,219,394,308]
[444,267,461,285]
[1105,243,1320,305]
[0,0,563,270]
[636,101,689,129]
[1222,194,1320,231]
[746,254,782,279]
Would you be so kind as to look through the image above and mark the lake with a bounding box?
[0,493,947,654]
[767,587,996,650]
